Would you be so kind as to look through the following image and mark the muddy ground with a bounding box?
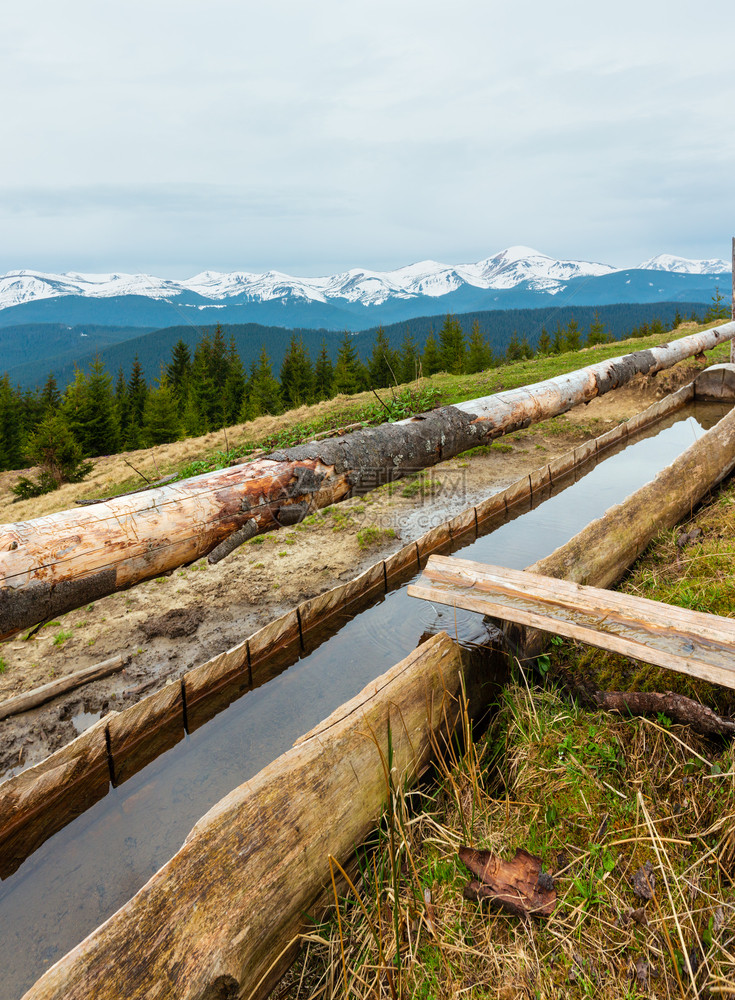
[0,370,689,778]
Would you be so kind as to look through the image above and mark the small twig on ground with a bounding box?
[123,458,151,484]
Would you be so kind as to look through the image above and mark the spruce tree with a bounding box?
[125,356,148,449]
[421,333,442,376]
[166,339,192,413]
[537,327,551,355]
[466,321,492,373]
[249,347,282,416]
[550,324,564,354]
[333,333,365,395]
[188,333,221,433]
[223,339,247,425]
[114,367,129,440]
[505,331,523,363]
[587,312,607,347]
[313,339,334,400]
[81,356,120,456]
[40,373,61,414]
[280,334,314,408]
[0,375,23,471]
[438,315,466,374]
[397,328,419,384]
[142,373,181,445]
[564,318,581,352]
[367,327,398,388]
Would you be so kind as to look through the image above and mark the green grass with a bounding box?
[74,322,728,504]
[52,629,73,646]
[553,475,735,716]
[0,657,6,674]
[356,524,396,549]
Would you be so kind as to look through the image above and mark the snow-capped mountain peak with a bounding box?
[638,253,731,275]
[0,248,730,315]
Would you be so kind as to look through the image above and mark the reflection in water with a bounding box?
[0,403,728,999]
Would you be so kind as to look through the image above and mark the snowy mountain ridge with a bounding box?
[0,246,730,313]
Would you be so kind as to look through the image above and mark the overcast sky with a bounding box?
[2,0,733,277]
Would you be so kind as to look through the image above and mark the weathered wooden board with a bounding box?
[383,541,420,586]
[694,363,735,401]
[416,522,452,567]
[299,562,386,652]
[0,714,115,879]
[106,681,184,786]
[248,609,302,687]
[474,491,507,528]
[182,640,250,733]
[4,324,733,638]
[409,556,735,691]
[625,382,694,433]
[22,632,482,1000]
[448,505,477,545]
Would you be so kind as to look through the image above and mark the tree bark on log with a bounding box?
[2,324,734,640]
[21,632,490,1000]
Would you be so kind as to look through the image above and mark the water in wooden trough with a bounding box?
[0,401,728,1000]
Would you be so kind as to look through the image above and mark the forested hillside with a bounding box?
[2,300,719,491]
[4,300,707,388]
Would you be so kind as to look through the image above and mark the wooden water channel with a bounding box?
[4,348,735,999]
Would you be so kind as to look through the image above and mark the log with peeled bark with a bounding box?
[1,323,734,640]
[21,631,488,1000]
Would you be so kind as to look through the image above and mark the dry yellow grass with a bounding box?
[286,675,735,999]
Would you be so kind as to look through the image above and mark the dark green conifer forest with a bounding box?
[0,308,695,493]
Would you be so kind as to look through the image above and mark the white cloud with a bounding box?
[2,0,734,274]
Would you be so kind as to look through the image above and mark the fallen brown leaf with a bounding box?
[459,846,556,918]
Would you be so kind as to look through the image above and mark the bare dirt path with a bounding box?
[0,371,682,777]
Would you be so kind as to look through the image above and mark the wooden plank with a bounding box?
[107,681,184,786]
[532,399,735,592]
[383,541,420,586]
[0,654,127,721]
[0,714,115,879]
[4,324,734,639]
[182,641,250,733]
[22,632,478,1000]
[415,522,452,567]
[248,610,302,686]
[408,555,735,690]
[299,562,386,652]
[448,505,477,544]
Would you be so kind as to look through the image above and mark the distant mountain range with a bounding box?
[3,301,712,389]
[0,247,730,332]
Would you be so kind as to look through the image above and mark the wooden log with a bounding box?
[693,363,735,401]
[22,632,486,1000]
[2,324,734,640]
[0,654,128,721]
[408,556,735,690]
[530,398,735,591]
